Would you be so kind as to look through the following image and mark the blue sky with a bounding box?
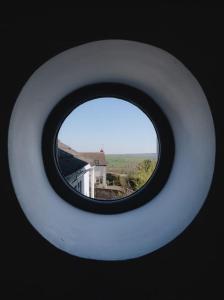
[58,98,158,154]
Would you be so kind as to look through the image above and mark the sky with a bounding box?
[58,97,158,154]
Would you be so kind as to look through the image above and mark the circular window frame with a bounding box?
[8,40,215,260]
[42,83,175,214]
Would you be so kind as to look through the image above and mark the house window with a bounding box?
[43,83,174,214]
[94,160,99,166]
[78,181,82,192]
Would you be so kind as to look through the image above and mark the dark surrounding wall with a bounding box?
[0,6,221,299]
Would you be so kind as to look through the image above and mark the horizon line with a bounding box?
[105,152,157,155]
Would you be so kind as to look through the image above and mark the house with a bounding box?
[57,141,107,198]
[72,149,107,187]
[57,145,94,198]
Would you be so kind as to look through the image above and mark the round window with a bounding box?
[9,40,215,260]
[42,83,174,214]
[57,97,159,200]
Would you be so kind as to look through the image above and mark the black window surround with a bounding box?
[42,83,175,214]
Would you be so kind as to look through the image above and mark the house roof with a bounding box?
[74,152,107,166]
[58,141,78,157]
[57,140,107,166]
[57,148,88,177]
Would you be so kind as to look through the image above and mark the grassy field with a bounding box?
[105,153,157,174]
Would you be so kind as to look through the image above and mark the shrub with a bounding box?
[127,159,156,191]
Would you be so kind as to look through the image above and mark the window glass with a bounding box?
[57,98,159,200]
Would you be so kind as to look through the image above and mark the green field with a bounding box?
[105,153,157,174]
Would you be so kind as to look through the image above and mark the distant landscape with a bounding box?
[105,153,158,192]
[106,153,158,174]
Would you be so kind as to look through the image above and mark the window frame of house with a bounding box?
[42,83,175,214]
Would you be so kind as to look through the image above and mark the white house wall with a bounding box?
[94,166,106,186]
[83,164,91,197]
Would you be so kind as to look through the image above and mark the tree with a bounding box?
[127,159,157,191]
